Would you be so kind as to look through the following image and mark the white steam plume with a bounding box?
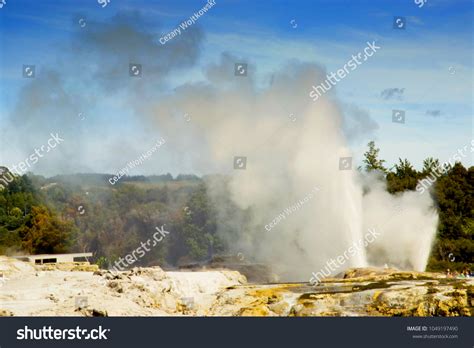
[148,55,439,280]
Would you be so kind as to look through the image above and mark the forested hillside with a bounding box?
[0,142,472,272]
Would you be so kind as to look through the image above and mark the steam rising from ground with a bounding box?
[2,12,438,280]
[361,174,438,272]
[151,55,439,280]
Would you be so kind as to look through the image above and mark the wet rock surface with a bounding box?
[208,268,473,317]
[0,257,472,317]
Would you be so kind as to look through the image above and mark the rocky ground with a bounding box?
[0,257,472,316]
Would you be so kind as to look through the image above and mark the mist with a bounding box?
[147,55,439,280]
[1,12,439,280]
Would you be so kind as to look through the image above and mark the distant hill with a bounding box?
[43,173,201,187]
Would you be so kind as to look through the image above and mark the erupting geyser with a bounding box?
[150,57,438,281]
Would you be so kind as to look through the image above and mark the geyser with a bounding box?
[149,56,439,281]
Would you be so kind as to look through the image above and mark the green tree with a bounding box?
[19,205,73,254]
[422,157,441,176]
[180,183,220,262]
[427,164,473,271]
[386,158,419,193]
[0,169,75,255]
[363,141,387,173]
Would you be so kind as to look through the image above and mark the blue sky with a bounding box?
[0,0,472,176]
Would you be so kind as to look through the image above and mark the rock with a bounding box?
[0,309,13,316]
[81,308,108,317]
[0,257,471,317]
[47,294,59,303]
[37,262,99,272]
[107,280,124,293]
[268,301,289,315]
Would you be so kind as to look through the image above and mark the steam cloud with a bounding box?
[1,12,439,280]
[150,55,438,279]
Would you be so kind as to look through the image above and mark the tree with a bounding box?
[180,183,219,261]
[20,205,73,254]
[362,141,387,173]
[0,170,75,255]
[427,164,473,271]
[386,158,419,193]
[422,157,441,176]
